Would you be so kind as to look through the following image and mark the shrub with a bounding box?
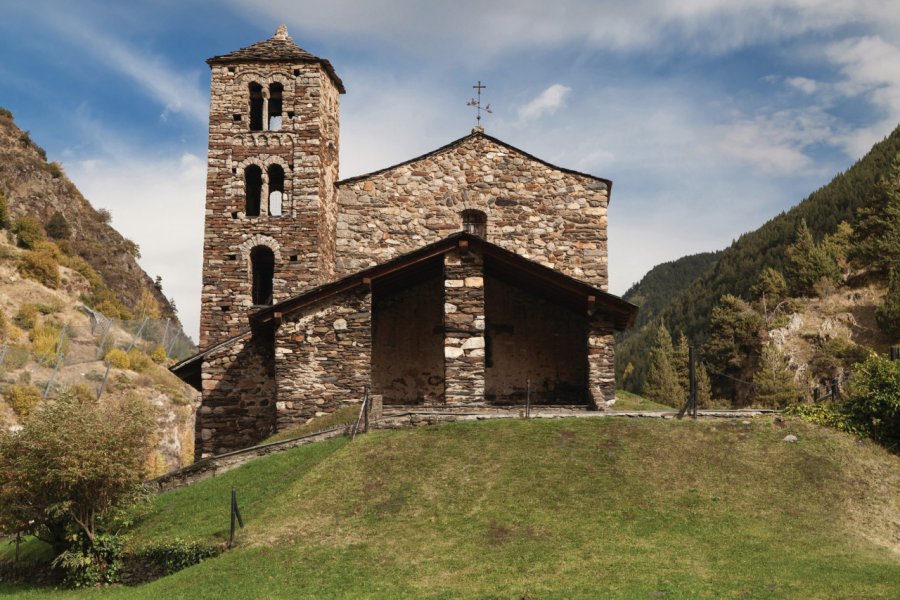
[14,304,39,330]
[53,533,124,588]
[784,403,863,437]
[4,345,29,369]
[0,107,12,119]
[4,383,41,419]
[0,189,9,230]
[126,349,153,373]
[60,254,102,288]
[97,208,112,224]
[105,348,130,369]
[129,539,217,580]
[11,216,45,249]
[46,211,71,239]
[150,345,168,364]
[843,353,900,449]
[69,383,97,404]
[47,162,64,179]
[18,246,61,288]
[31,323,67,366]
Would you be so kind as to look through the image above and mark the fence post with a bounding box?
[891,347,899,361]
[96,319,112,359]
[96,361,113,401]
[525,378,531,418]
[689,346,697,418]
[125,317,149,353]
[229,487,243,548]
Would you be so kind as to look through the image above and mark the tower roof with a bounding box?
[207,25,345,93]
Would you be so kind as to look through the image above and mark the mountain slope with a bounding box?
[618,124,900,392]
[0,109,178,322]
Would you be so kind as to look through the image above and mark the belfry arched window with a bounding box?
[461,209,487,238]
[268,83,283,131]
[268,164,284,216]
[249,83,264,131]
[245,165,262,217]
[250,246,275,306]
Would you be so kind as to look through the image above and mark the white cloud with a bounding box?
[786,76,820,94]
[62,126,206,340]
[518,84,572,122]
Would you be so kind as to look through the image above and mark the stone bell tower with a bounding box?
[200,25,344,347]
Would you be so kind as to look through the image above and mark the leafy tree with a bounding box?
[751,267,790,328]
[851,154,900,276]
[46,211,72,240]
[11,216,45,249]
[703,294,765,405]
[875,273,900,340]
[752,344,801,408]
[0,392,156,556]
[645,322,683,407]
[843,353,900,449]
[784,218,840,295]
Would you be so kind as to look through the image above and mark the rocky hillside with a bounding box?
[0,108,198,472]
[0,109,178,322]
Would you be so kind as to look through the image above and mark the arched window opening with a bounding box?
[250,246,275,306]
[268,164,284,217]
[245,165,262,216]
[268,83,283,131]
[249,83,264,131]
[461,209,487,238]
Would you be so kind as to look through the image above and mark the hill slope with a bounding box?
[0,110,178,322]
[4,418,898,598]
[618,125,900,392]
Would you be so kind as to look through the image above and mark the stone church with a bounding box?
[172,26,638,458]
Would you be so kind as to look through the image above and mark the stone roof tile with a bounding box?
[207,25,345,93]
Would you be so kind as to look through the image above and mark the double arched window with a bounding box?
[244,163,286,217]
[248,82,285,132]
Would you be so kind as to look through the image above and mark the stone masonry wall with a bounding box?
[587,314,616,409]
[197,330,276,458]
[443,248,486,403]
[336,133,609,290]
[273,288,371,429]
[201,60,340,347]
[485,276,588,404]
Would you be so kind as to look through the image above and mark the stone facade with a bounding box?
[182,27,636,458]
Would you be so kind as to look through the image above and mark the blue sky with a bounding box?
[2,1,900,340]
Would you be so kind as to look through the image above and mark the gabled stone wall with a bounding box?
[273,288,371,428]
[336,134,609,290]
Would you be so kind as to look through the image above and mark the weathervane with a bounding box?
[467,81,492,128]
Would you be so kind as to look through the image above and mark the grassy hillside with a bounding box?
[618,125,900,393]
[3,418,898,598]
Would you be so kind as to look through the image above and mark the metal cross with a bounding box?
[467,80,492,126]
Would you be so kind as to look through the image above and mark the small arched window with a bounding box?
[245,165,262,217]
[268,164,284,217]
[249,83,264,131]
[461,209,487,238]
[268,83,283,131]
[250,246,275,306]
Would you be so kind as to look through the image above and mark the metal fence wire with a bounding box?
[0,305,196,403]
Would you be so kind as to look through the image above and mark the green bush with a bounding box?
[150,345,168,364]
[0,189,9,230]
[30,323,67,366]
[4,383,41,419]
[875,274,900,339]
[18,246,61,288]
[784,403,863,437]
[130,539,217,578]
[11,216,45,249]
[844,353,900,449]
[126,349,153,373]
[46,211,71,239]
[105,348,130,369]
[52,533,123,588]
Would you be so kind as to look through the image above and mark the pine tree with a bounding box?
[784,218,840,295]
[752,344,801,408]
[672,331,691,394]
[645,322,684,408]
[703,294,765,404]
[851,154,900,276]
[875,272,900,340]
[695,363,713,408]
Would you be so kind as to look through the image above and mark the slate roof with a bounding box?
[207,25,345,93]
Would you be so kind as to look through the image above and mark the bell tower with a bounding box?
[200,25,344,347]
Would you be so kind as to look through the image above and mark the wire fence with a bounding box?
[0,305,196,403]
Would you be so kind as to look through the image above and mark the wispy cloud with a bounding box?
[518,84,572,122]
[42,11,208,125]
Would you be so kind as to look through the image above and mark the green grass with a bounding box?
[613,389,675,410]
[2,417,899,598]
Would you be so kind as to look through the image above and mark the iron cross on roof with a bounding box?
[467,81,492,128]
